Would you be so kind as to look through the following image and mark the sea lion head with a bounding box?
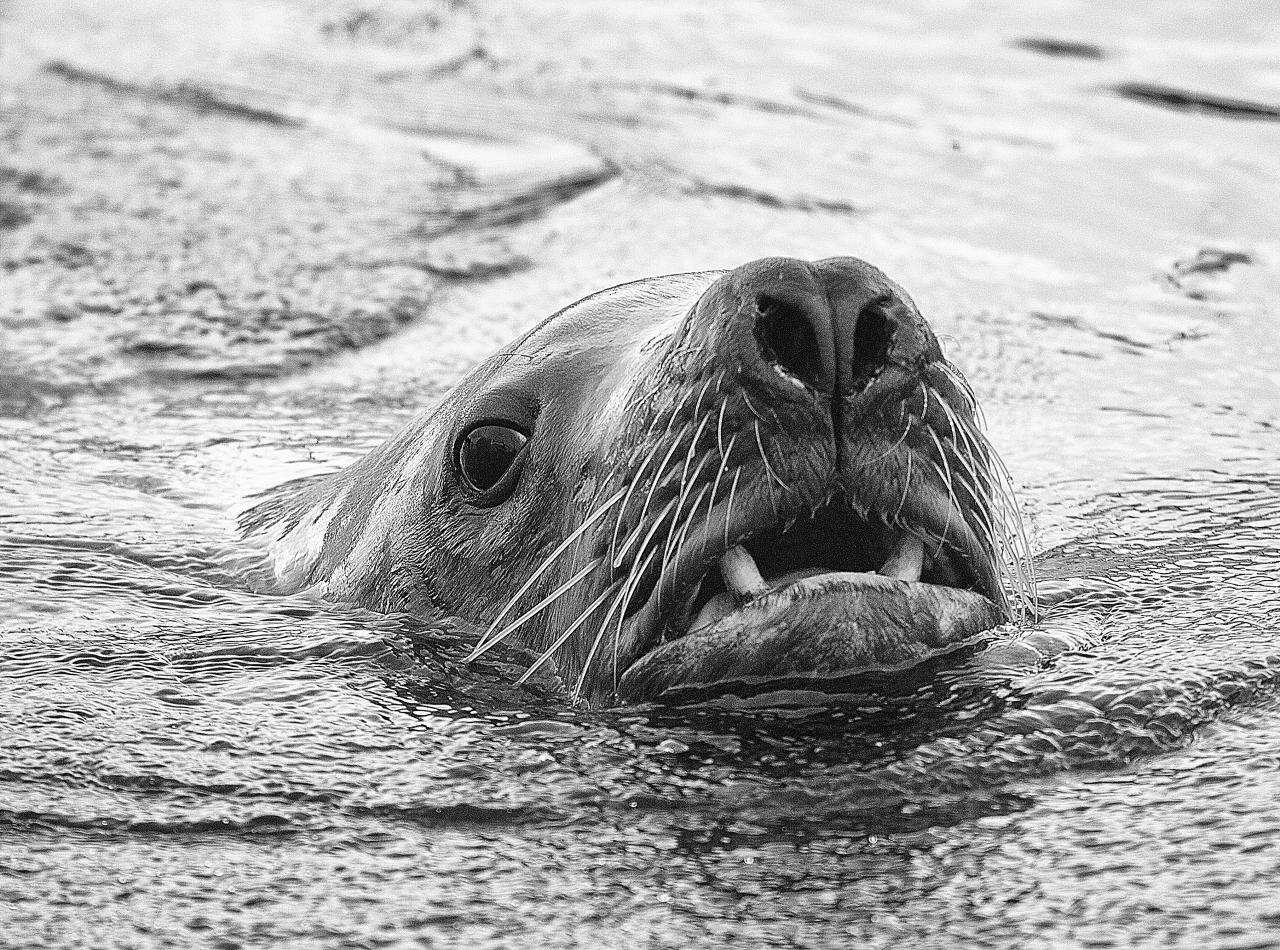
[244,257,1034,704]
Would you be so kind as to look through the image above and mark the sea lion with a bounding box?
[241,257,1033,704]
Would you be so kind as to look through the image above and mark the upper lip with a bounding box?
[611,480,1005,677]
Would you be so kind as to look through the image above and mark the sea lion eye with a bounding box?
[456,422,529,500]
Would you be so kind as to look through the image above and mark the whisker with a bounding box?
[657,451,714,612]
[715,396,729,461]
[661,411,713,541]
[470,490,625,660]
[754,421,778,518]
[925,424,956,558]
[616,494,681,583]
[936,399,1008,513]
[706,432,738,550]
[753,420,787,521]
[851,417,913,471]
[468,557,603,662]
[609,436,665,568]
[695,449,730,565]
[975,429,1036,600]
[574,572,635,702]
[944,423,1034,617]
[659,384,697,442]
[943,460,1007,572]
[676,412,714,492]
[613,434,686,568]
[604,545,660,696]
[662,483,711,604]
[741,391,766,422]
[724,467,743,550]
[943,436,1007,554]
[516,581,619,685]
[953,414,1035,608]
[691,373,717,425]
[662,450,715,568]
[893,450,914,523]
[936,360,984,423]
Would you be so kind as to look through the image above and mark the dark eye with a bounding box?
[456,422,529,500]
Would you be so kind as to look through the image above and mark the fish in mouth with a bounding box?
[462,257,1035,703]
[242,256,1034,706]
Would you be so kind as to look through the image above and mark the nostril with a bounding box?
[850,297,894,393]
[754,293,822,389]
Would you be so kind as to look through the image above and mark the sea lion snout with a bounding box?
[692,256,941,411]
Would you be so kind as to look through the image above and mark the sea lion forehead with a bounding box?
[434,270,726,437]
[509,270,725,359]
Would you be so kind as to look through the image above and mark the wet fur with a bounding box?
[241,259,1030,701]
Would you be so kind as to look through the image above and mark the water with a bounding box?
[3,290,1279,947]
[4,0,1280,946]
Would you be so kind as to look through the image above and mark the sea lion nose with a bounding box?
[714,257,836,395]
[724,256,919,400]
[752,276,837,393]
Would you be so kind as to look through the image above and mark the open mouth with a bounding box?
[614,490,1008,702]
[678,495,984,634]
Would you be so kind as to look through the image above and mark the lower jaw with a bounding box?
[616,572,1005,703]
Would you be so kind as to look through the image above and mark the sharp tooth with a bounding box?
[720,544,768,599]
[879,534,924,582]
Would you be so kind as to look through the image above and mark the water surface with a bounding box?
[3,0,1280,946]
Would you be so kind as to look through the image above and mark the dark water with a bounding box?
[4,0,1280,946]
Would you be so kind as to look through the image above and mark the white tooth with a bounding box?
[720,544,768,598]
[879,534,924,582]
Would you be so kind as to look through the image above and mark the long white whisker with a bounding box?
[662,450,714,570]
[470,490,625,660]
[938,459,1005,572]
[516,581,619,685]
[626,404,713,579]
[675,412,713,494]
[613,435,686,568]
[938,391,1022,590]
[616,495,680,576]
[937,398,1008,508]
[925,423,956,558]
[598,545,659,699]
[753,421,779,518]
[574,575,634,702]
[944,438,1006,554]
[950,407,1035,608]
[660,385,697,441]
[609,436,665,568]
[656,444,712,613]
[691,373,717,425]
[945,432,1030,615]
[935,360,983,423]
[467,556,603,662]
[705,432,738,552]
[662,483,711,608]
[971,427,1037,612]
[715,396,729,461]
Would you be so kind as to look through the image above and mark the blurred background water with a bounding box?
[2,1,1279,946]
